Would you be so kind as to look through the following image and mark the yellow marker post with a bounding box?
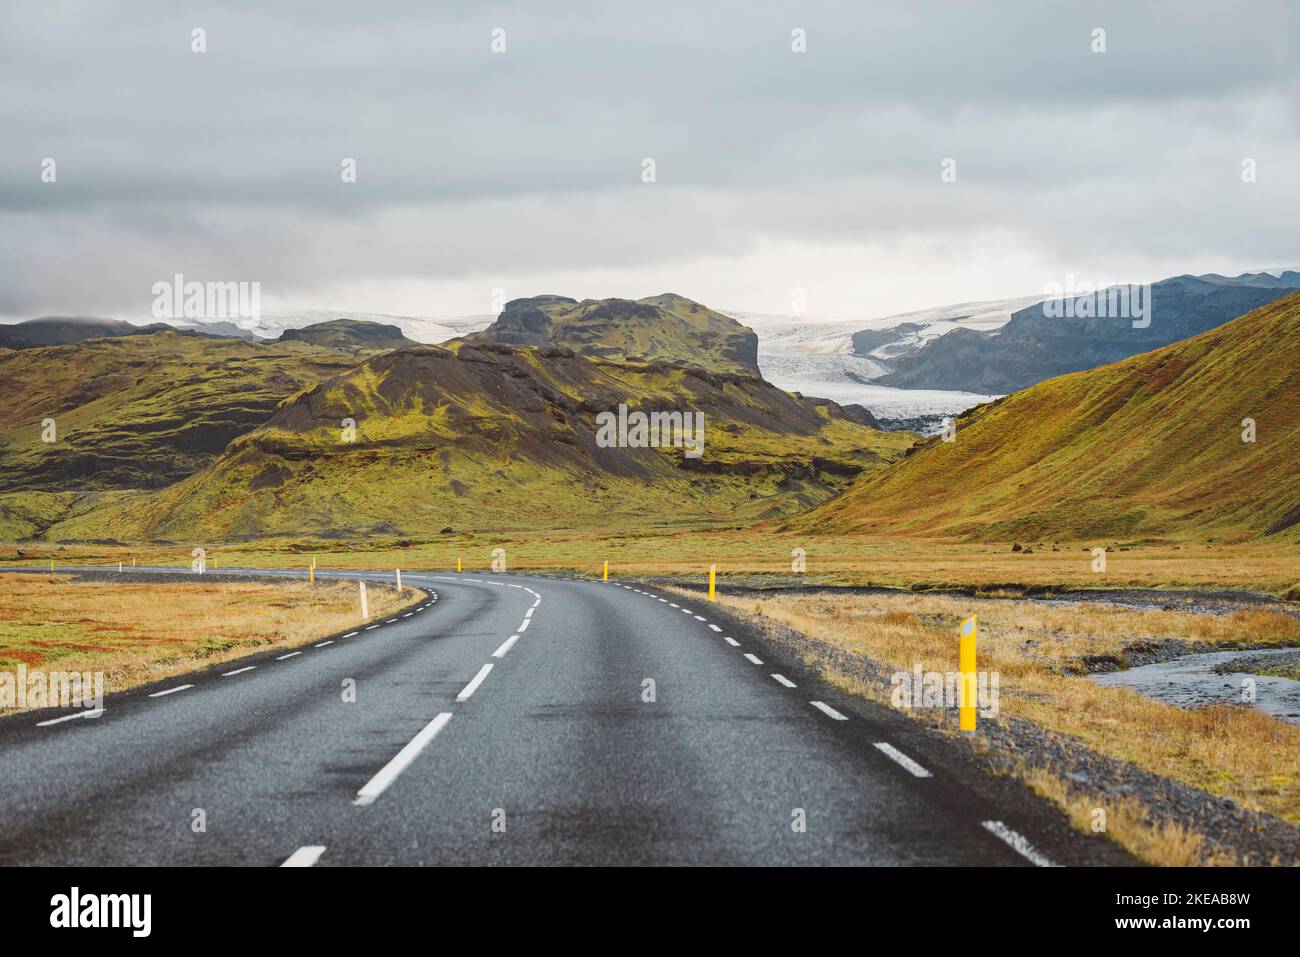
[50,560,54,573]
[959,615,977,731]
[602,560,608,582]
[456,557,462,573]
[309,564,314,584]
[708,564,716,602]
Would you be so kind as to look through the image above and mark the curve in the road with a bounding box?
[0,566,1128,867]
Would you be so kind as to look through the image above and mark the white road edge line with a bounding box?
[492,634,520,658]
[771,674,796,688]
[707,624,722,632]
[314,640,334,647]
[456,663,494,702]
[743,653,764,665]
[722,635,740,646]
[874,742,933,778]
[276,651,303,660]
[223,666,256,677]
[148,684,193,698]
[343,631,359,638]
[810,700,847,720]
[354,713,453,806]
[981,820,1058,867]
[281,845,326,867]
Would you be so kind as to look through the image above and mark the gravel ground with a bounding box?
[692,578,1300,618]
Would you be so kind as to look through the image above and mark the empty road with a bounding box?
[0,567,1126,866]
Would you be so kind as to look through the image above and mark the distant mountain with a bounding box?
[0,330,364,502]
[172,319,259,340]
[796,291,1300,542]
[470,294,761,375]
[850,322,924,356]
[186,309,490,345]
[876,273,1300,394]
[47,341,912,540]
[732,295,1044,428]
[0,316,171,349]
[277,318,414,352]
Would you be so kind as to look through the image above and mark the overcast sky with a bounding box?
[2,0,1297,323]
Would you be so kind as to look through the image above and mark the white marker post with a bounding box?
[359,581,369,620]
[395,568,402,592]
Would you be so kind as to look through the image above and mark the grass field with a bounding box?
[0,574,415,715]
[5,529,1298,597]
[700,588,1300,864]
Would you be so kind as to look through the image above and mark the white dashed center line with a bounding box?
[492,635,520,658]
[810,701,847,720]
[874,742,932,778]
[456,664,494,702]
[743,653,764,665]
[354,713,453,806]
[771,674,796,688]
[281,845,326,867]
[517,618,530,632]
[981,821,1058,867]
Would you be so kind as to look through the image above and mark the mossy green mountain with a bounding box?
[0,328,385,537]
[468,293,760,375]
[798,293,1300,543]
[48,340,913,540]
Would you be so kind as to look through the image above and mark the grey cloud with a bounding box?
[0,0,1297,317]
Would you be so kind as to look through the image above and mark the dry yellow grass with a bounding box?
[0,574,416,714]
[705,589,1300,864]
[1018,766,1241,867]
[5,532,1299,596]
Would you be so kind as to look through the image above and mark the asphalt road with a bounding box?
[0,566,1128,866]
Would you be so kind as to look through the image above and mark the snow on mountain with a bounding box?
[726,297,1040,427]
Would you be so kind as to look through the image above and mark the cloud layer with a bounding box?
[2,0,1297,320]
